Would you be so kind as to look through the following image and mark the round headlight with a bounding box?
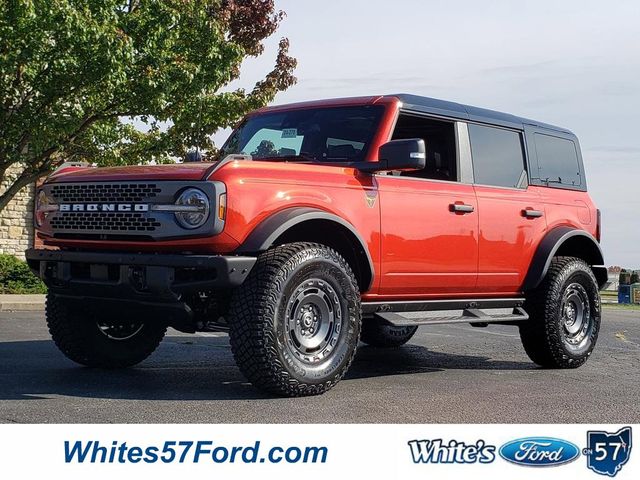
[174,188,210,229]
[35,190,57,227]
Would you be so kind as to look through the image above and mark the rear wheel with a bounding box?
[46,294,166,368]
[361,319,418,347]
[519,256,601,368]
[228,242,361,397]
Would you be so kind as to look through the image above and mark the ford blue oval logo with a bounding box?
[499,437,580,467]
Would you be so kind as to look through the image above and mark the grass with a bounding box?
[600,289,640,310]
[602,303,640,311]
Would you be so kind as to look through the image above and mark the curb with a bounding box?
[0,294,46,312]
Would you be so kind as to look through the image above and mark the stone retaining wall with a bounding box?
[0,165,35,260]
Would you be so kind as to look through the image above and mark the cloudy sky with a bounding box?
[224,0,640,267]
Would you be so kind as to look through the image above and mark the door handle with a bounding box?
[522,208,543,218]
[450,203,474,213]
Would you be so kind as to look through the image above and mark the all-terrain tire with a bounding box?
[46,294,166,368]
[361,319,418,347]
[519,256,601,368]
[228,242,361,397]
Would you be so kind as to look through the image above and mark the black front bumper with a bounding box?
[25,248,256,302]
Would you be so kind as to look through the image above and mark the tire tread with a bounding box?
[360,321,417,347]
[520,256,600,368]
[228,242,361,397]
[46,294,166,368]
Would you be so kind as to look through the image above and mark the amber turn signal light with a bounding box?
[218,193,227,220]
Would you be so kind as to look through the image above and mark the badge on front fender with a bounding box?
[584,426,632,477]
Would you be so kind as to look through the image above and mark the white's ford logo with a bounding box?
[59,203,149,212]
[499,437,580,467]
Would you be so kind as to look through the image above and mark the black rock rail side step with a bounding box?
[362,298,529,327]
[374,307,529,327]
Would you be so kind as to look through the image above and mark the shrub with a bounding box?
[0,254,47,294]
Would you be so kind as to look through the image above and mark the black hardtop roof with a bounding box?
[392,93,572,135]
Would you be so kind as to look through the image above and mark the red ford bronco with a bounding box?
[27,94,606,397]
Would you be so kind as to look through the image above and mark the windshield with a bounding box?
[218,105,385,163]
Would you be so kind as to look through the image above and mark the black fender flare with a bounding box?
[522,226,607,291]
[237,207,375,290]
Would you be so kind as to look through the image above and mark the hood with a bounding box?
[46,162,216,183]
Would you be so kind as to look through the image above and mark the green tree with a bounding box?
[0,0,296,211]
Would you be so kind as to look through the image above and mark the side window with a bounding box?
[469,124,526,188]
[391,114,457,181]
[533,133,581,187]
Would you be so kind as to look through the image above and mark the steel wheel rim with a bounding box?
[560,282,592,348]
[285,278,343,364]
[96,320,144,341]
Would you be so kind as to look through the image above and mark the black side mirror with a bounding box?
[356,138,425,173]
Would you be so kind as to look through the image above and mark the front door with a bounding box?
[376,113,478,297]
[377,176,479,296]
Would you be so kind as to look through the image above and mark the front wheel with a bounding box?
[228,242,361,397]
[46,294,167,368]
[519,256,601,368]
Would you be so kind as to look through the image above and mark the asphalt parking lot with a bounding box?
[0,308,638,423]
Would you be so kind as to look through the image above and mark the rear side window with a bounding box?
[469,124,526,188]
[533,133,581,187]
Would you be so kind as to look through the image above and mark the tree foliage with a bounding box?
[0,0,296,211]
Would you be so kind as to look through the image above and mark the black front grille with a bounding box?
[49,212,161,232]
[41,180,221,241]
[51,183,162,203]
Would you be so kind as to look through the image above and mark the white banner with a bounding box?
[0,424,635,479]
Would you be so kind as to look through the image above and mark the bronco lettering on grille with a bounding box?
[58,204,150,212]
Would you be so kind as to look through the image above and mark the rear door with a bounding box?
[468,123,548,293]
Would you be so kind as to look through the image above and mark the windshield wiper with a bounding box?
[260,154,358,164]
[258,153,319,163]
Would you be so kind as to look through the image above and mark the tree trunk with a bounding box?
[0,167,44,213]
